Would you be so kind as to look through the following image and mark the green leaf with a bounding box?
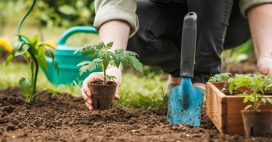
[106,42,113,48]
[228,82,234,94]
[35,46,48,70]
[52,60,59,73]
[106,75,116,81]
[17,34,31,43]
[13,41,29,56]
[96,42,105,50]
[79,65,89,75]
[36,56,48,70]
[77,61,92,67]
[129,56,143,73]
[31,35,39,46]
[77,61,98,75]
[261,98,267,104]
[102,53,111,69]
[112,54,121,67]
[75,44,99,57]
[59,5,76,15]
[243,96,249,103]
[248,96,255,102]
[266,98,272,104]
[19,77,32,98]
[5,54,14,65]
[29,46,39,55]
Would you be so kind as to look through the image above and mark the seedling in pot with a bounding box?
[234,73,272,137]
[76,42,143,110]
[6,35,58,103]
[236,74,272,110]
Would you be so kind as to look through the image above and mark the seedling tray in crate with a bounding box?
[206,82,272,135]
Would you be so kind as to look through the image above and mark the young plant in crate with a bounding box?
[76,42,143,110]
[6,35,58,103]
[231,73,272,137]
[208,73,231,91]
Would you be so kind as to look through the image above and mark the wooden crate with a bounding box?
[206,82,272,135]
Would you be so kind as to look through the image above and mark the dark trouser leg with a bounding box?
[128,0,250,83]
[186,0,234,83]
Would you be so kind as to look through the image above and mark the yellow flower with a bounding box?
[0,37,12,53]
[44,40,56,49]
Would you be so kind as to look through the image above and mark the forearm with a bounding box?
[248,4,272,59]
[98,20,130,51]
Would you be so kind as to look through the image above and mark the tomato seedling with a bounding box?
[208,73,231,84]
[228,73,272,110]
[75,42,143,85]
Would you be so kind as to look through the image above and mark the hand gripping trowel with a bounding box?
[167,12,204,126]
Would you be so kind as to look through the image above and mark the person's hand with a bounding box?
[257,57,272,75]
[81,67,121,111]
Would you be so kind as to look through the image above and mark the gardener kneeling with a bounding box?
[82,0,272,111]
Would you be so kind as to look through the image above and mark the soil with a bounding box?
[0,53,27,64]
[0,88,271,142]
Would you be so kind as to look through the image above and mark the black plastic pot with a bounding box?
[89,81,117,110]
[241,110,272,137]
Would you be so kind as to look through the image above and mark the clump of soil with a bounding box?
[0,88,271,141]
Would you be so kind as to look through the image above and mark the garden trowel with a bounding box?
[167,12,204,126]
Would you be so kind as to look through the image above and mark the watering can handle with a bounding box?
[57,26,97,46]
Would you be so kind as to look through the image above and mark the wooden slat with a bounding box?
[206,82,227,133]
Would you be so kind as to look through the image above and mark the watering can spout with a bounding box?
[41,26,98,85]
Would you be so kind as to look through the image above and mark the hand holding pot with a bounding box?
[81,67,121,111]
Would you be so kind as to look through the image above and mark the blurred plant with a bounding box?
[31,0,95,29]
[6,35,58,103]
[221,40,254,64]
[221,40,255,72]
[264,74,272,91]
[6,0,58,103]
[0,0,25,35]
[208,73,232,84]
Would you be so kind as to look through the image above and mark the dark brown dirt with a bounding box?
[0,88,271,142]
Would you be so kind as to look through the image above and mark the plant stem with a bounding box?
[17,0,36,37]
[253,90,257,111]
[103,65,107,85]
[29,51,39,102]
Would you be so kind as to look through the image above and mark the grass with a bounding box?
[0,61,167,108]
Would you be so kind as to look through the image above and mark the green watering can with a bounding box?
[42,26,99,85]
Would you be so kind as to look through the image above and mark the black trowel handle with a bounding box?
[180,12,197,78]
